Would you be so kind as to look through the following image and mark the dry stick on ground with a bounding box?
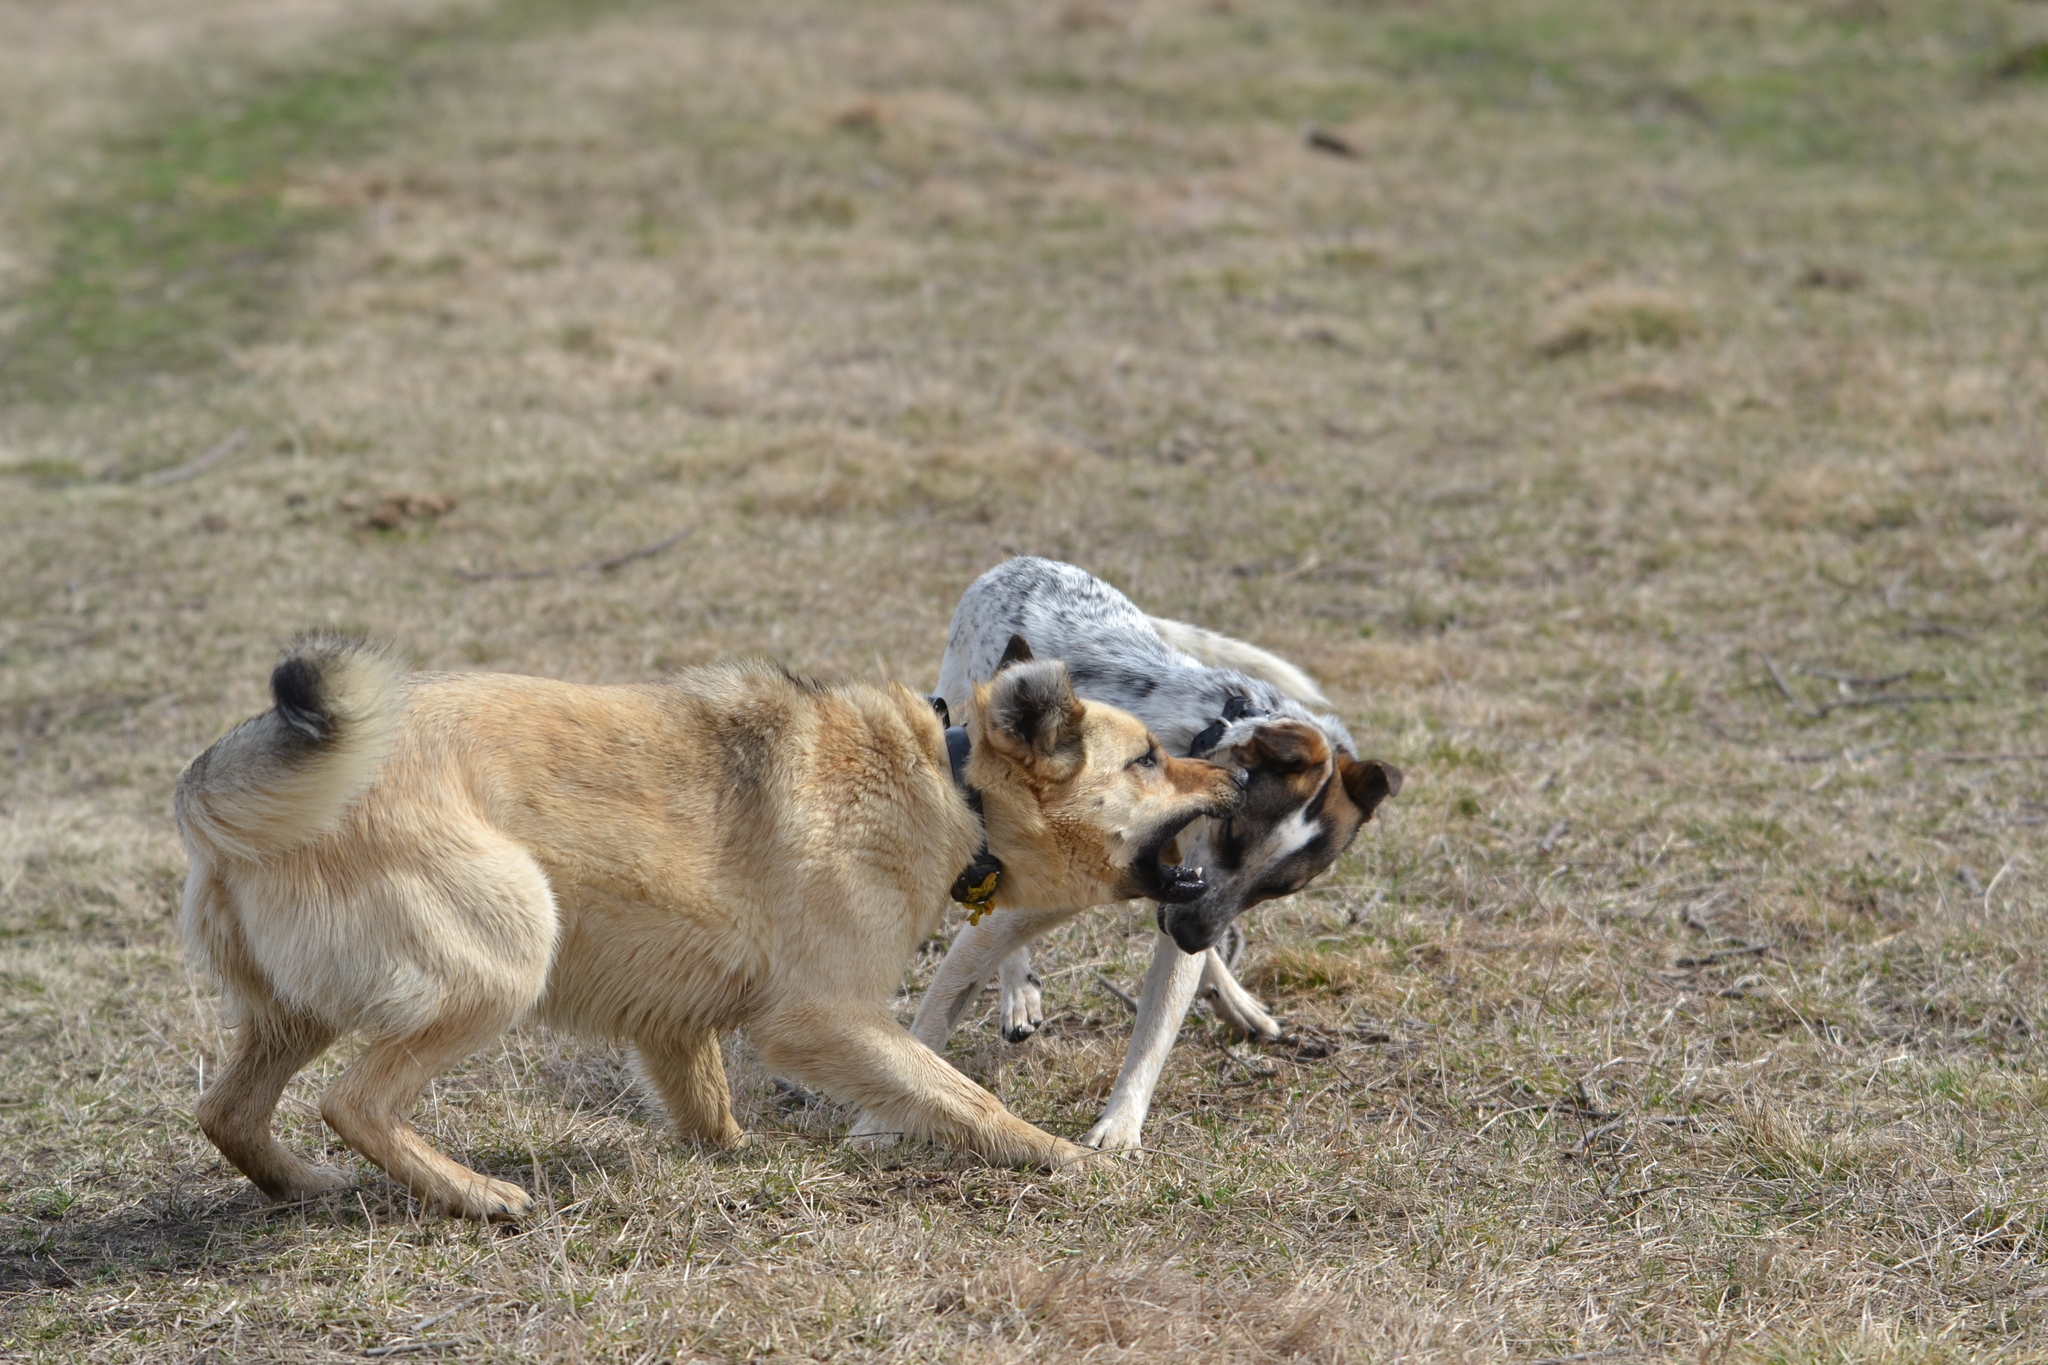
[1569,1115,1696,1157]
[1303,127,1360,159]
[1760,652,1963,718]
[454,526,694,581]
[1799,667,1912,688]
[137,429,247,485]
[1760,652,1821,719]
[1094,973,1139,1014]
[1932,752,2048,763]
[1674,943,1773,968]
[1820,693,1969,712]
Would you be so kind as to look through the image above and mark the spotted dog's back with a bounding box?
[934,557,1356,762]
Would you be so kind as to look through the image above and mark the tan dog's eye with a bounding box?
[1129,746,1159,770]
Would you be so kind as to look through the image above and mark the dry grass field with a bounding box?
[5,0,2048,1358]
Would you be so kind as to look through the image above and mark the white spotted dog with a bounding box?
[872,557,1400,1153]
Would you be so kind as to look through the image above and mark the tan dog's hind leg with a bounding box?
[197,1011,345,1200]
[757,1001,1088,1170]
[634,1032,746,1149]
[320,1006,534,1220]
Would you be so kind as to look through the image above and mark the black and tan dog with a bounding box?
[175,636,1237,1218]
[861,558,1398,1152]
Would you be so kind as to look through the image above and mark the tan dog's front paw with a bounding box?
[265,1162,353,1202]
[429,1175,533,1222]
[1047,1138,1098,1169]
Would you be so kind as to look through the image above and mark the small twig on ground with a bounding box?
[1982,856,2018,911]
[363,1342,453,1358]
[1798,666,1911,688]
[1679,888,1731,934]
[138,429,247,485]
[1956,866,1986,897]
[1528,1347,1639,1363]
[456,525,694,581]
[1760,652,1821,719]
[1094,973,1138,1014]
[410,1297,485,1334]
[1673,943,1772,968]
[1537,820,1568,853]
[1569,1115,1695,1156]
[1820,693,1968,711]
[1931,752,2048,763]
[1304,127,1359,158]
[592,526,695,572]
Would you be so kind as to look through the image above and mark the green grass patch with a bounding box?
[0,0,642,402]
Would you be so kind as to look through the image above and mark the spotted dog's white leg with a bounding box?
[848,906,1075,1145]
[1199,948,1283,1041]
[1080,931,1205,1152]
[909,905,1075,1051]
[998,948,1044,1042]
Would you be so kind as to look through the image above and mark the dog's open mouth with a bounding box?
[1133,816,1209,905]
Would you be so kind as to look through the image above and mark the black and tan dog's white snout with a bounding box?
[1154,719,1401,954]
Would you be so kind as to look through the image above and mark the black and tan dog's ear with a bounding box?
[1340,756,1401,820]
[1244,720,1330,773]
[996,634,1035,671]
[978,659,1084,762]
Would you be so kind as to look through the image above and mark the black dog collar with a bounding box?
[929,696,1004,919]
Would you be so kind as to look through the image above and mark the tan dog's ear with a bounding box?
[1245,721,1331,773]
[978,659,1084,763]
[1339,756,1401,820]
[996,634,1035,671]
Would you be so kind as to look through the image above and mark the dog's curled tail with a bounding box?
[1146,616,1334,710]
[174,635,406,862]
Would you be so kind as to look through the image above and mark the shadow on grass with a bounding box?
[0,1183,302,1293]
[0,1140,636,1292]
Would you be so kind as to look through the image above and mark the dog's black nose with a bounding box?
[1158,906,1223,954]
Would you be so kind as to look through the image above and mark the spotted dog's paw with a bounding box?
[846,1112,904,1152]
[1078,1112,1146,1154]
[1202,942,1285,1042]
[999,964,1044,1043]
[1204,981,1284,1042]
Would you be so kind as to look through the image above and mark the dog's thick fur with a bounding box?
[175,636,1238,1217]
[880,558,1398,1151]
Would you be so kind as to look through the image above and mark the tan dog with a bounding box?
[175,637,1238,1219]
